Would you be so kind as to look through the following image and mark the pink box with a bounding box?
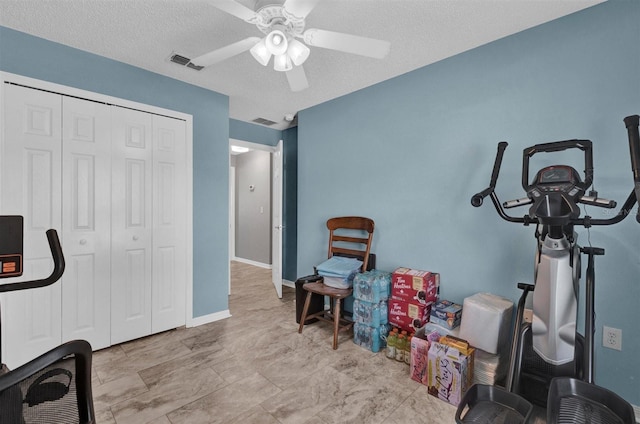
[410,334,430,385]
[391,267,439,304]
[388,298,431,333]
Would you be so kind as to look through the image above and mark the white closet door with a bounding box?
[1,84,62,368]
[110,106,153,344]
[152,115,187,332]
[61,97,111,350]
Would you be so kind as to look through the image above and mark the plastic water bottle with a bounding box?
[404,334,412,365]
[395,334,405,362]
[386,330,397,359]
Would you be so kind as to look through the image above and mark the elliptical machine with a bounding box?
[464,116,640,422]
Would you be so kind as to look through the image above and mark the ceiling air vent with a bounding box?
[169,53,203,71]
[252,117,278,126]
[170,54,190,66]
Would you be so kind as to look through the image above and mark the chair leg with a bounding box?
[298,291,313,334]
[332,298,341,350]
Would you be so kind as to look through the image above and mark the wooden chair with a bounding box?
[298,216,375,349]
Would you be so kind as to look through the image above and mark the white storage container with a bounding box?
[458,292,513,355]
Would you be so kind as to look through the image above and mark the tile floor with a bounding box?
[92,261,457,423]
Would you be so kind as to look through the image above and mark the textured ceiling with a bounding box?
[0,0,604,129]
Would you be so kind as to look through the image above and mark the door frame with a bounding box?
[271,140,283,298]
[228,138,283,296]
[0,71,195,328]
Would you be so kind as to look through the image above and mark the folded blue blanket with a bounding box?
[316,256,363,278]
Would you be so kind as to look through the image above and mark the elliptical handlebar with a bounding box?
[0,229,65,293]
[471,141,508,207]
[472,117,640,227]
[623,115,640,223]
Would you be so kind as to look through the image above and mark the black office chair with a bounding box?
[0,340,95,424]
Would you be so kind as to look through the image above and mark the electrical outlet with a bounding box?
[603,326,622,351]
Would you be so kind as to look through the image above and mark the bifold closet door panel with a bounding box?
[151,115,187,333]
[110,106,153,345]
[61,96,112,350]
[1,84,63,368]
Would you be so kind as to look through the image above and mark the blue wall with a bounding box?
[297,1,640,404]
[230,118,282,146]
[229,119,298,282]
[0,26,231,318]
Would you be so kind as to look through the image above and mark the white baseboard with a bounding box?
[187,309,231,327]
[232,257,272,269]
[283,279,295,288]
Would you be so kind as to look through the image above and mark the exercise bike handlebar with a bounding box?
[471,141,508,207]
[0,229,65,293]
[623,115,640,223]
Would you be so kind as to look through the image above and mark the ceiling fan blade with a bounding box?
[282,0,321,20]
[190,37,261,67]
[285,65,309,92]
[209,0,260,23]
[303,29,390,59]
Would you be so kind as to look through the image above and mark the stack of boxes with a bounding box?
[389,267,439,333]
[352,270,392,352]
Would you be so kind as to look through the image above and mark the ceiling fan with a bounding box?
[186,0,391,91]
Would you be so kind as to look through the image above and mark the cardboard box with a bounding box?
[427,336,475,406]
[388,298,431,333]
[429,315,461,330]
[410,333,430,385]
[430,299,462,329]
[431,299,463,320]
[391,267,439,304]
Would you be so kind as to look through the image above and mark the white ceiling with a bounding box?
[0,0,604,130]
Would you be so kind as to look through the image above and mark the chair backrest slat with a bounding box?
[326,216,375,272]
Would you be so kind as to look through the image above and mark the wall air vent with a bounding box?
[169,53,203,71]
[252,117,278,126]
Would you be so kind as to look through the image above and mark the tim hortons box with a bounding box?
[388,298,431,333]
[391,268,439,305]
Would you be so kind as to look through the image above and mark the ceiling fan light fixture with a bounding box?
[250,38,271,66]
[265,30,288,56]
[287,39,310,66]
[273,53,292,72]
